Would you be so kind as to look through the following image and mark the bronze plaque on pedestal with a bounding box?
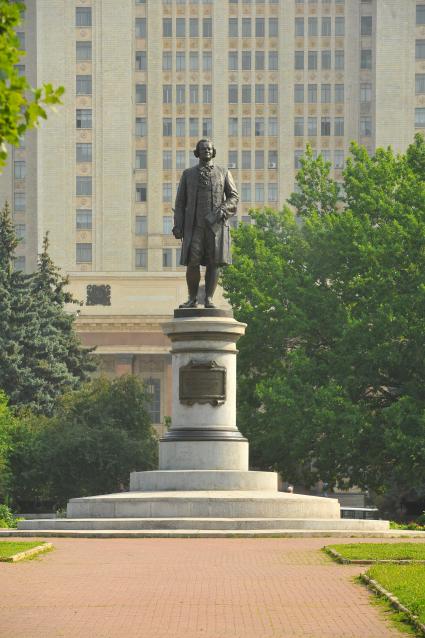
[179,360,226,406]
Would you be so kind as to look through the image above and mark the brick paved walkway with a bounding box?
[0,537,419,638]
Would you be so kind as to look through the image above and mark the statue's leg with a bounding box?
[179,228,202,308]
[205,265,220,308]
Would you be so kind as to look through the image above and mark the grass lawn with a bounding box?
[367,564,425,625]
[0,541,47,560]
[328,543,425,561]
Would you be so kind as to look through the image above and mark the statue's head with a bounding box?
[193,138,216,159]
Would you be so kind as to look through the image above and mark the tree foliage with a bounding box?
[0,0,64,170]
[222,135,425,512]
[0,203,96,414]
[6,376,158,510]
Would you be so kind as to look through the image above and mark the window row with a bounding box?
[416,40,425,59]
[228,116,278,136]
[163,17,212,37]
[295,50,345,70]
[162,117,212,137]
[162,51,212,71]
[294,116,344,136]
[294,17,345,37]
[240,183,279,203]
[294,83,344,103]
[14,161,26,179]
[228,17,278,37]
[228,83,278,103]
[228,50,278,70]
[416,108,425,128]
[227,150,278,169]
[294,149,345,169]
[135,248,182,271]
[162,84,212,104]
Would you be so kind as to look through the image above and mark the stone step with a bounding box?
[17,517,389,531]
[129,470,278,492]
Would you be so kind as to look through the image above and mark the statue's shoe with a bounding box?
[179,298,198,308]
[204,298,216,309]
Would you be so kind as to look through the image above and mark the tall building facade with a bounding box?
[1,0,425,427]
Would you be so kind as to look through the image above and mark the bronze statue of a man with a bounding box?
[172,138,239,308]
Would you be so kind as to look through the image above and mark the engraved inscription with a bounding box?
[179,360,226,406]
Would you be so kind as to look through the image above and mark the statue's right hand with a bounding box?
[172,227,183,240]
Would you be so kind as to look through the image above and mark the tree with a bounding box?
[0,205,96,414]
[0,0,64,170]
[0,391,15,504]
[222,136,425,515]
[7,376,158,510]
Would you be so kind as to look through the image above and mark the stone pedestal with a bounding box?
[18,308,389,535]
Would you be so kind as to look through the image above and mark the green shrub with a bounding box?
[0,504,18,528]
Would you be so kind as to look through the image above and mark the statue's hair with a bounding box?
[193,138,216,158]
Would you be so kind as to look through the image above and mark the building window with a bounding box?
[335,50,345,70]
[308,51,318,70]
[14,192,25,211]
[242,85,251,103]
[162,248,172,268]
[76,243,92,263]
[16,32,25,50]
[242,151,251,169]
[76,210,92,230]
[335,84,344,103]
[190,18,199,37]
[176,118,185,137]
[229,18,238,37]
[135,248,147,269]
[361,16,372,36]
[256,17,265,37]
[268,183,278,202]
[135,215,148,235]
[228,84,238,104]
[416,74,425,94]
[163,150,172,170]
[136,51,147,71]
[360,117,372,136]
[203,85,212,104]
[163,18,172,37]
[136,150,147,170]
[268,84,278,103]
[308,83,317,103]
[76,75,92,95]
[242,18,251,37]
[269,117,278,136]
[268,151,278,168]
[255,117,265,136]
[360,83,372,102]
[76,7,92,27]
[308,117,317,136]
[229,51,238,70]
[135,18,146,38]
[176,150,185,169]
[76,176,92,196]
[334,117,344,136]
[163,183,172,202]
[136,84,147,103]
[176,52,185,72]
[15,224,25,241]
[229,117,238,136]
[294,84,304,103]
[190,84,199,104]
[202,118,212,137]
[334,150,344,169]
[255,183,264,203]
[335,17,345,36]
[145,378,160,422]
[76,143,92,162]
[241,183,251,202]
[76,41,92,61]
[308,17,318,36]
[76,109,92,129]
[321,117,331,136]
[416,40,425,59]
[321,17,331,36]
[189,117,199,137]
[361,49,372,69]
[255,150,264,169]
[189,51,199,71]
[269,17,278,37]
[321,150,331,164]
[176,85,185,104]
[268,51,278,70]
[163,216,173,234]
[162,52,172,70]
[415,108,425,128]
[136,183,147,202]
[255,84,265,103]
[295,51,304,69]
[295,18,304,37]
[242,50,251,70]
[176,17,185,37]
[417,5,425,24]
[228,150,238,168]
[242,118,251,137]
[203,52,212,71]
[294,150,303,169]
[203,18,212,37]
[294,117,304,136]
[14,161,25,179]
[321,50,331,70]
[136,117,147,137]
[321,84,331,103]
[14,256,25,272]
